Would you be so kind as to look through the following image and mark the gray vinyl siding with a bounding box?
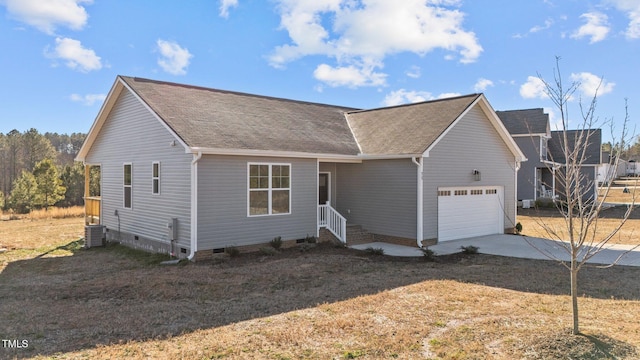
[197,155,317,249]
[513,136,544,200]
[553,166,598,201]
[423,106,517,240]
[336,159,417,239]
[85,89,192,249]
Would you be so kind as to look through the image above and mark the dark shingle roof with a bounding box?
[121,76,361,155]
[346,94,481,155]
[548,129,602,165]
[496,108,549,135]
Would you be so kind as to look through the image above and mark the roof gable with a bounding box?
[496,108,549,135]
[346,94,482,155]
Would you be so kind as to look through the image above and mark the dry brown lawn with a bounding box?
[518,206,640,246]
[1,215,639,359]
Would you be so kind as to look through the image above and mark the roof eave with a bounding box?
[188,147,421,162]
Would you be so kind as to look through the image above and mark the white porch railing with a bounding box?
[318,201,347,243]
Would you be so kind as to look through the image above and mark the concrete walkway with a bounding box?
[350,234,640,267]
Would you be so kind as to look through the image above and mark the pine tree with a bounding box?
[33,159,66,210]
[8,170,39,214]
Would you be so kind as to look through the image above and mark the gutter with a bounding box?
[188,151,203,261]
[412,156,424,248]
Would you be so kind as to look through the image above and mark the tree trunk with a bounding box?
[571,258,579,335]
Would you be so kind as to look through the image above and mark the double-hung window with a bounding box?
[248,163,291,216]
[152,161,160,195]
[123,163,132,208]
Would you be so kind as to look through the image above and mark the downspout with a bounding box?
[412,156,424,248]
[188,151,203,261]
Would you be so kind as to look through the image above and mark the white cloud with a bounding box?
[156,39,193,75]
[269,0,482,88]
[47,37,102,72]
[382,89,461,106]
[314,63,386,88]
[520,72,614,101]
[406,65,421,79]
[530,18,554,33]
[570,12,610,43]
[437,92,462,99]
[70,93,106,106]
[3,0,91,35]
[570,72,615,98]
[514,18,554,38]
[474,78,494,92]
[383,89,434,106]
[608,0,640,39]
[546,107,562,131]
[520,76,548,99]
[219,0,238,18]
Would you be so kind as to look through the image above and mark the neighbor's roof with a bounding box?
[496,108,549,135]
[346,94,482,155]
[548,129,602,165]
[120,76,361,155]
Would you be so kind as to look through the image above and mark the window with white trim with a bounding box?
[124,163,132,208]
[152,161,160,195]
[248,163,291,216]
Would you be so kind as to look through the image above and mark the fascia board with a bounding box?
[188,147,419,162]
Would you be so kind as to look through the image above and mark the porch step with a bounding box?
[346,225,374,245]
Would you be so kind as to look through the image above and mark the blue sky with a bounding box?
[0,0,638,143]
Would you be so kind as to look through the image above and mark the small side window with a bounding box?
[124,163,132,208]
[152,162,160,195]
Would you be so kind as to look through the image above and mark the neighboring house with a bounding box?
[597,151,626,184]
[548,129,602,201]
[496,108,553,202]
[497,109,602,203]
[76,76,526,260]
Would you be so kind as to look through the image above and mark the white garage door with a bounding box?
[437,186,504,242]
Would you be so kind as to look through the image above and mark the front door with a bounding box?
[319,173,329,205]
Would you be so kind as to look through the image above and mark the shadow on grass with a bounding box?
[34,239,85,259]
[519,205,640,220]
[0,242,638,358]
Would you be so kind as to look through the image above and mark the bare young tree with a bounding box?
[526,57,638,335]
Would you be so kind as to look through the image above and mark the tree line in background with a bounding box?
[0,129,96,213]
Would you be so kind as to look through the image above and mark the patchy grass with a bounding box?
[1,218,639,359]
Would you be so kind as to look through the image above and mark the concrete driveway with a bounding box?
[351,234,640,267]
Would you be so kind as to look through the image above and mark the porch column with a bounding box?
[84,164,90,225]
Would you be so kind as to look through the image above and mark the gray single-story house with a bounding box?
[76,76,526,260]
